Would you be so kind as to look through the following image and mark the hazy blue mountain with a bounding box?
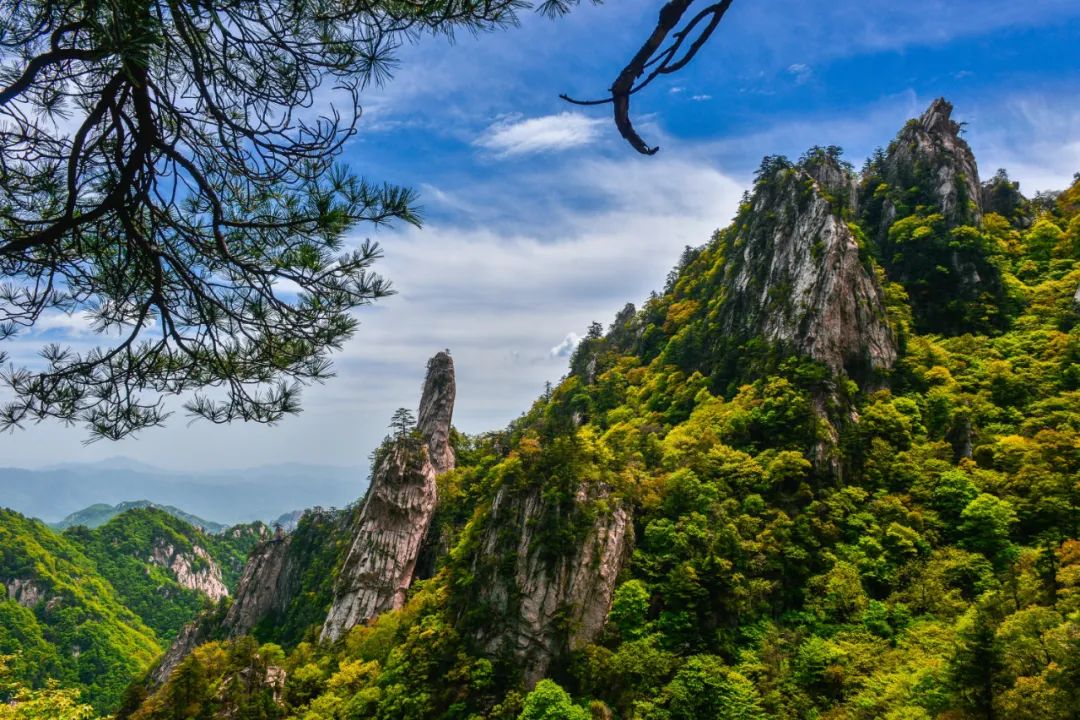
[50,500,226,533]
[0,458,366,526]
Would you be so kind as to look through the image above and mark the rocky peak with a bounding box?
[801,147,859,214]
[878,98,982,226]
[920,97,961,137]
[418,351,456,476]
[320,351,457,642]
[720,158,897,379]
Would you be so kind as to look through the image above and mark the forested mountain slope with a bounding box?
[52,99,1080,719]
[0,507,268,711]
[65,508,268,641]
[0,509,161,712]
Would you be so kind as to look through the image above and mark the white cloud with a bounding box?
[692,94,713,102]
[965,92,1080,194]
[549,333,581,358]
[474,112,606,156]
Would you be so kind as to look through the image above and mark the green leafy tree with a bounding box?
[949,607,1004,720]
[960,494,1019,567]
[643,655,766,720]
[0,658,99,720]
[518,680,589,720]
[609,580,651,641]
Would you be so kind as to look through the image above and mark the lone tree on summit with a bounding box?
[390,408,416,441]
[0,0,735,440]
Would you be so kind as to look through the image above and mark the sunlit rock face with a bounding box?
[320,351,457,642]
[151,513,341,685]
[719,155,898,380]
[150,542,229,602]
[5,578,45,608]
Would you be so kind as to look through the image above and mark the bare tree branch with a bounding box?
[561,0,734,154]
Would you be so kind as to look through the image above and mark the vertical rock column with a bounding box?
[320,352,456,642]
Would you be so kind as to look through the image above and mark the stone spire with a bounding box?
[320,351,456,642]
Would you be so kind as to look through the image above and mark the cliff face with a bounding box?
[149,541,229,602]
[320,352,456,642]
[470,482,632,688]
[719,155,897,379]
[419,352,457,476]
[5,577,45,608]
[220,534,295,636]
[149,535,294,685]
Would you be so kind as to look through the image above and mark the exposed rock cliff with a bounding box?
[151,510,346,685]
[149,618,209,685]
[877,97,982,228]
[320,351,457,642]
[719,154,897,379]
[470,482,632,688]
[419,352,457,476]
[150,542,229,602]
[220,533,295,636]
[5,578,45,608]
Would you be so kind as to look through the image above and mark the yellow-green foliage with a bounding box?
[0,657,100,720]
[114,178,1080,718]
[0,511,160,713]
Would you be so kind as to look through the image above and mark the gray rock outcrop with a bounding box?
[320,351,456,642]
[150,510,343,685]
[720,155,898,378]
[879,97,982,227]
[150,542,229,602]
[5,578,44,608]
[220,535,296,636]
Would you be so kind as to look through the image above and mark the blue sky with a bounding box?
[3,0,1079,482]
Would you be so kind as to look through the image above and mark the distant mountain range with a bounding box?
[0,457,367,526]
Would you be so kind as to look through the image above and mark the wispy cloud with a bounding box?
[30,310,97,336]
[474,112,606,157]
[787,63,813,85]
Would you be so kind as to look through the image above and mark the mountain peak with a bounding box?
[718,156,897,379]
[919,97,960,137]
[320,351,457,641]
[876,97,982,226]
[418,350,456,477]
